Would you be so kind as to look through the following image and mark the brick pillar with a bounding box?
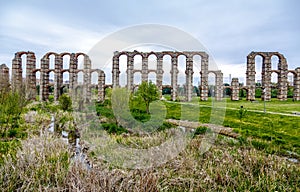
[40,58,49,101]
[26,52,36,100]
[200,55,209,101]
[112,53,120,88]
[246,55,256,101]
[293,68,300,101]
[127,55,134,91]
[98,70,105,101]
[12,53,22,90]
[69,53,78,94]
[215,71,223,101]
[277,57,288,101]
[84,55,91,102]
[185,56,193,101]
[142,54,148,82]
[54,55,63,101]
[262,56,271,101]
[231,78,239,101]
[171,55,178,101]
[156,54,163,98]
[0,64,10,91]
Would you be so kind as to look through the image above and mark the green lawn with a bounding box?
[163,96,300,157]
[190,97,300,114]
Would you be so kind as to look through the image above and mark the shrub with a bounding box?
[48,95,54,103]
[59,94,72,111]
[101,123,128,135]
[193,126,212,137]
[157,122,173,131]
[251,140,268,150]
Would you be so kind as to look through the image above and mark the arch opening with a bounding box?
[162,54,171,85]
[148,54,157,70]
[119,54,127,87]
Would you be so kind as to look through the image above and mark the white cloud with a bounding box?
[1,10,104,52]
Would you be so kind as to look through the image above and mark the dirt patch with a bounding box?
[166,119,239,138]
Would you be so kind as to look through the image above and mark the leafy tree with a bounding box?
[239,89,246,98]
[193,86,200,96]
[255,88,262,98]
[58,94,72,111]
[136,81,159,114]
[287,87,293,98]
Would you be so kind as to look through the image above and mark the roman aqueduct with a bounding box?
[0,50,300,102]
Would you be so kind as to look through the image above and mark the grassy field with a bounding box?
[163,96,300,157]
[191,96,300,114]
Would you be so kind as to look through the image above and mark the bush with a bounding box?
[101,123,128,135]
[0,140,21,164]
[251,140,268,150]
[59,94,72,111]
[48,95,54,103]
[157,122,173,131]
[193,126,212,137]
[0,90,27,138]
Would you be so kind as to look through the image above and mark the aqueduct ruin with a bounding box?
[1,50,300,102]
[112,50,223,101]
[4,51,106,102]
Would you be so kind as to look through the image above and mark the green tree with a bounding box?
[136,81,159,114]
[58,94,72,111]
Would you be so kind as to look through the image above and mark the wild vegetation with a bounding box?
[0,83,299,191]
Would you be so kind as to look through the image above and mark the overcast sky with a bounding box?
[0,0,299,83]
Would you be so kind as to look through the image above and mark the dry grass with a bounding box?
[0,133,299,191]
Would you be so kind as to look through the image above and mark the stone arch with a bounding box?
[76,54,85,70]
[162,54,172,85]
[119,54,127,87]
[192,54,202,87]
[271,54,280,70]
[133,84,139,93]
[112,51,211,101]
[177,54,187,86]
[49,54,55,69]
[287,70,296,100]
[133,54,142,70]
[207,70,223,100]
[48,70,55,99]
[148,53,157,70]
[21,54,27,78]
[239,87,249,100]
[61,53,71,69]
[77,70,84,84]
[12,51,36,99]
[208,71,216,97]
[40,52,58,101]
[162,85,172,96]
[91,71,99,85]
[246,51,288,101]
[148,71,157,84]
[133,71,142,86]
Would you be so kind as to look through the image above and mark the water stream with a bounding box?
[48,115,91,169]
